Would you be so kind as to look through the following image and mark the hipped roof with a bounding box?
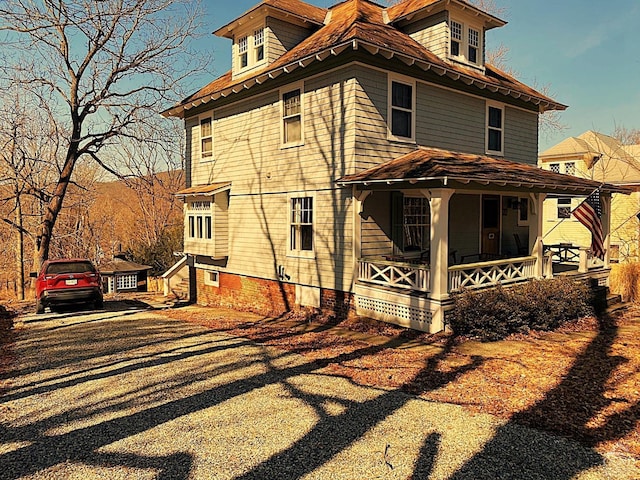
[337,147,633,195]
[99,259,152,274]
[162,0,565,118]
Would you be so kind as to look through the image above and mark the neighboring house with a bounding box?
[99,256,152,293]
[539,131,640,262]
[162,0,628,332]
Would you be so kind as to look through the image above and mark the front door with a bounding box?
[482,195,500,256]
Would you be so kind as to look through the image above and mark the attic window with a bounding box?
[468,28,479,64]
[450,21,462,56]
[254,28,264,62]
[550,163,560,173]
[238,36,248,69]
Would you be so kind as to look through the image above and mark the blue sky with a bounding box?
[199,0,640,152]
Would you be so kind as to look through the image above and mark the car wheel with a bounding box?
[94,296,104,310]
[36,299,45,314]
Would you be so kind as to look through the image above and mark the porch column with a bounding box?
[529,193,546,277]
[602,192,612,268]
[352,187,371,287]
[428,189,454,301]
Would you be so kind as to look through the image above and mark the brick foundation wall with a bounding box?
[196,270,295,317]
[320,288,355,320]
[195,269,354,319]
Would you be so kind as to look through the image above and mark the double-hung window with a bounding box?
[389,77,415,141]
[282,86,302,145]
[468,28,479,64]
[290,196,313,253]
[200,117,212,159]
[450,20,462,57]
[254,28,264,63]
[450,20,483,67]
[238,36,248,69]
[486,103,504,155]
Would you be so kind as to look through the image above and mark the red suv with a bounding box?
[31,259,104,314]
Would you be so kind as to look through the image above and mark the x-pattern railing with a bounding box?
[358,258,430,292]
[448,256,536,291]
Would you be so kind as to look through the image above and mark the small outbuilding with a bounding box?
[99,256,152,293]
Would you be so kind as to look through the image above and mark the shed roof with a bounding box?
[337,147,633,195]
[163,0,564,118]
[175,182,232,197]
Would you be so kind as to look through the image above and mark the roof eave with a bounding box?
[162,39,565,119]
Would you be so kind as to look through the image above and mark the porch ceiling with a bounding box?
[337,147,633,195]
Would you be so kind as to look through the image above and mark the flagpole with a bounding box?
[542,185,602,239]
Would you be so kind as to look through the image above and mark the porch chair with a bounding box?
[513,233,528,255]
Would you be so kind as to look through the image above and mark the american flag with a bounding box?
[572,189,605,260]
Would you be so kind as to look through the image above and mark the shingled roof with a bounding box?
[337,147,633,195]
[163,0,565,118]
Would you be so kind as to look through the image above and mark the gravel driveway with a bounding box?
[1,304,637,479]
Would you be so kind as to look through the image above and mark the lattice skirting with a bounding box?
[356,296,433,328]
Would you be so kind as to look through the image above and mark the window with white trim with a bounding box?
[557,197,571,219]
[116,274,137,290]
[486,103,504,155]
[565,162,576,175]
[389,77,415,141]
[450,20,462,56]
[187,200,212,240]
[200,117,212,159]
[254,28,264,62]
[282,86,302,145]
[550,163,560,173]
[468,28,479,64]
[449,19,483,67]
[238,36,248,69]
[290,197,313,253]
[392,193,430,253]
[204,270,219,287]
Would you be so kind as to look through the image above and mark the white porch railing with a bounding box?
[358,258,430,292]
[448,255,537,291]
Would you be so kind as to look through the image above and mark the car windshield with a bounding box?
[45,262,95,275]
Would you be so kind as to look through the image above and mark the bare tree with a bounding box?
[0,87,60,298]
[612,125,640,145]
[0,0,207,270]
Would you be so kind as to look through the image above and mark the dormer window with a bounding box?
[468,28,479,64]
[450,21,462,57]
[238,36,248,69]
[254,28,264,62]
[449,19,483,67]
[235,26,266,73]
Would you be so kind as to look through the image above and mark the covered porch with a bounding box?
[338,148,628,333]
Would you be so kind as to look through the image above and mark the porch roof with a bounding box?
[337,147,633,195]
[175,182,231,197]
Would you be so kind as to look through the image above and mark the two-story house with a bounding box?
[162,0,628,332]
[539,131,640,262]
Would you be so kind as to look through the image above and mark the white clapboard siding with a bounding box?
[405,11,448,59]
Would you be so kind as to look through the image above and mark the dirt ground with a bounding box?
[2,293,639,465]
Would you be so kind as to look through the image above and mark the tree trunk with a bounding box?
[34,145,79,271]
[15,195,25,300]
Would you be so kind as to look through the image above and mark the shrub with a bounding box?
[448,278,593,341]
[610,262,640,303]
